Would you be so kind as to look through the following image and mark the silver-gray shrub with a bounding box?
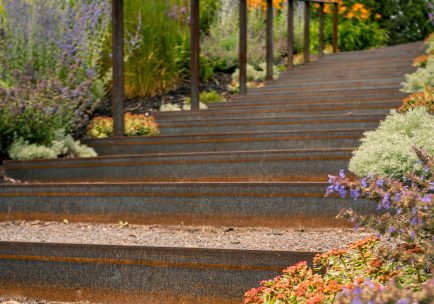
[349,107,434,180]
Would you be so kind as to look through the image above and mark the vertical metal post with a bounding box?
[304,1,310,64]
[239,0,247,94]
[190,0,200,111]
[287,0,294,69]
[332,2,338,53]
[318,2,324,58]
[266,0,273,80]
[112,0,124,137]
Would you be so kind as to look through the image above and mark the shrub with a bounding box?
[184,90,225,105]
[245,149,433,303]
[9,130,97,161]
[348,108,434,180]
[400,87,434,114]
[401,58,434,93]
[88,113,159,138]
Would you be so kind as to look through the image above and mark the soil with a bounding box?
[94,72,234,117]
[0,221,371,252]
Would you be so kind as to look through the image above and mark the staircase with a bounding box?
[0,42,423,303]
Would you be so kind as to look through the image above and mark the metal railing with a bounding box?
[110,0,339,136]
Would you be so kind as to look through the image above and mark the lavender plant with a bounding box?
[327,147,433,291]
[0,0,111,159]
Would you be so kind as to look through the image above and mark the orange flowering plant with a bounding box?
[88,113,159,138]
[245,149,433,303]
[400,88,434,114]
[311,1,388,51]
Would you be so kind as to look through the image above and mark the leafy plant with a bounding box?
[9,130,97,161]
[88,113,159,138]
[400,87,434,114]
[245,149,434,303]
[401,58,434,93]
[349,108,434,180]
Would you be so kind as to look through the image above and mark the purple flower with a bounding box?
[395,192,401,202]
[376,179,384,188]
[429,182,434,191]
[339,169,346,179]
[180,6,187,15]
[352,297,363,304]
[397,299,409,304]
[361,178,368,188]
[411,217,418,225]
[422,194,432,203]
[410,230,416,240]
[339,186,347,199]
[387,226,397,234]
[350,188,361,200]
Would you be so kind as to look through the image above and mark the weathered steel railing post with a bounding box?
[112,0,125,137]
[332,2,338,53]
[304,1,310,64]
[266,0,273,80]
[287,0,294,69]
[318,2,324,58]
[239,0,247,94]
[190,0,200,111]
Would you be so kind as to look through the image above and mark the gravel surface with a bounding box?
[0,221,371,252]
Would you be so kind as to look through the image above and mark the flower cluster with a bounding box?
[88,113,159,138]
[400,87,434,114]
[247,0,283,11]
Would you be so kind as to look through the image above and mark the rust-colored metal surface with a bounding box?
[0,242,318,303]
[0,182,372,228]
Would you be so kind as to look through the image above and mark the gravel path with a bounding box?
[0,221,371,252]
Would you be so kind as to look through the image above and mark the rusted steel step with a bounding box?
[230,88,401,100]
[3,148,352,183]
[0,182,375,228]
[278,65,415,77]
[155,100,400,120]
[158,114,384,135]
[282,62,414,74]
[86,129,366,155]
[245,85,402,95]
[211,94,405,109]
[0,242,317,303]
[260,73,409,87]
[247,77,404,91]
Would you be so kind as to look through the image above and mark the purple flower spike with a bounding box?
[339,187,347,199]
[376,179,384,188]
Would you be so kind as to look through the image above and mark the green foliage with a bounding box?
[9,130,97,161]
[401,58,434,93]
[232,63,279,83]
[184,90,225,105]
[337,19,388,51]
[368,0,433,45]
[246,149,434,303]
[349,108,434,180]
[197,90,226,103]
